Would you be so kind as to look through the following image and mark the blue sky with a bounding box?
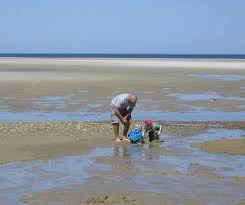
[0,0,245,54]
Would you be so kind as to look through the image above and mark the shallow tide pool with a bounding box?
[0,128,244,205]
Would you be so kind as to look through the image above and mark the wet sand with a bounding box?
[0,122,113,164]
[0,121,244,205]
[0,58,245,205]
[0,58,244,117]
[0,121,244,164]
[192,138,245,155]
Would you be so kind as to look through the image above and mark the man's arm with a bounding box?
[114,107,128,124]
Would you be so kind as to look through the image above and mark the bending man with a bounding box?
[110,93,137,142]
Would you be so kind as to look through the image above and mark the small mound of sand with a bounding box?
[86,195,136,204]
[120,195,136,203]
[190,161,199,166]
[192,139,245,155]
[86,195,112,203]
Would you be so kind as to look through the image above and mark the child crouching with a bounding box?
[127,120,162,144]
[143,120,162,142]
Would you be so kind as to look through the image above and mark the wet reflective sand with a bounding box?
[0,122,244,205]
[0,58,244,120]
[0,58,244,205]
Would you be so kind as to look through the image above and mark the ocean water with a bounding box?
[1,53,245,59]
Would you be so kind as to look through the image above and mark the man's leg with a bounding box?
[122,122,131,142]
[111,105,121,142]
[112,123,121,142]
[122,114,131,142]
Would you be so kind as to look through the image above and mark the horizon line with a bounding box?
[1,53,245,59]
[0,52,245,55]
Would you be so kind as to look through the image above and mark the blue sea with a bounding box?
[0,53,245,59]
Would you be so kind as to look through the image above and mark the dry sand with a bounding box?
[1,57,245,69]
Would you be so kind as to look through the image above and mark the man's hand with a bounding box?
[122,116,129,125]
[114,107,129,125]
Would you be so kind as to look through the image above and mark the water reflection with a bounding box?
[113,144,143,159]
[113,143,162,162]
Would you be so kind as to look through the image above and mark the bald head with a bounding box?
[128,94,137,107]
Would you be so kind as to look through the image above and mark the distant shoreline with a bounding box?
[1,53,245,59]
[1,57,245,70]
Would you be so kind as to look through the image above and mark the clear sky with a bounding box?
[0,0,245,54]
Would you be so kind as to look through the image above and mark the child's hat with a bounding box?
[144,120,153,127]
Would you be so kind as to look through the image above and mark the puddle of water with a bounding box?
[0,105,8,109]
[140,99,153,102]
[167,92,220,101]
[1,110,245,121]
[161,87,173,91]
[136,91,155,94]
[167,92,245,101]
[0,129,244,205]
[0,110,108,121]
[0,100,9,111]
[162,129,245,176]
[188,105,206,111]
[225,96,245,101]
[189,74,245,81]
[78,90,89,93]
[0,90,244,121]
[134,110,245,121]
[238,104,245,109]
[0,149,111,205]
[0,92,90,113]
[86,103,103,109]
[38,96,67,101]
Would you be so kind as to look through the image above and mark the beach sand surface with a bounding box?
[0,58,244,114]
[192,138,245,155]
[0,58,245,205]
